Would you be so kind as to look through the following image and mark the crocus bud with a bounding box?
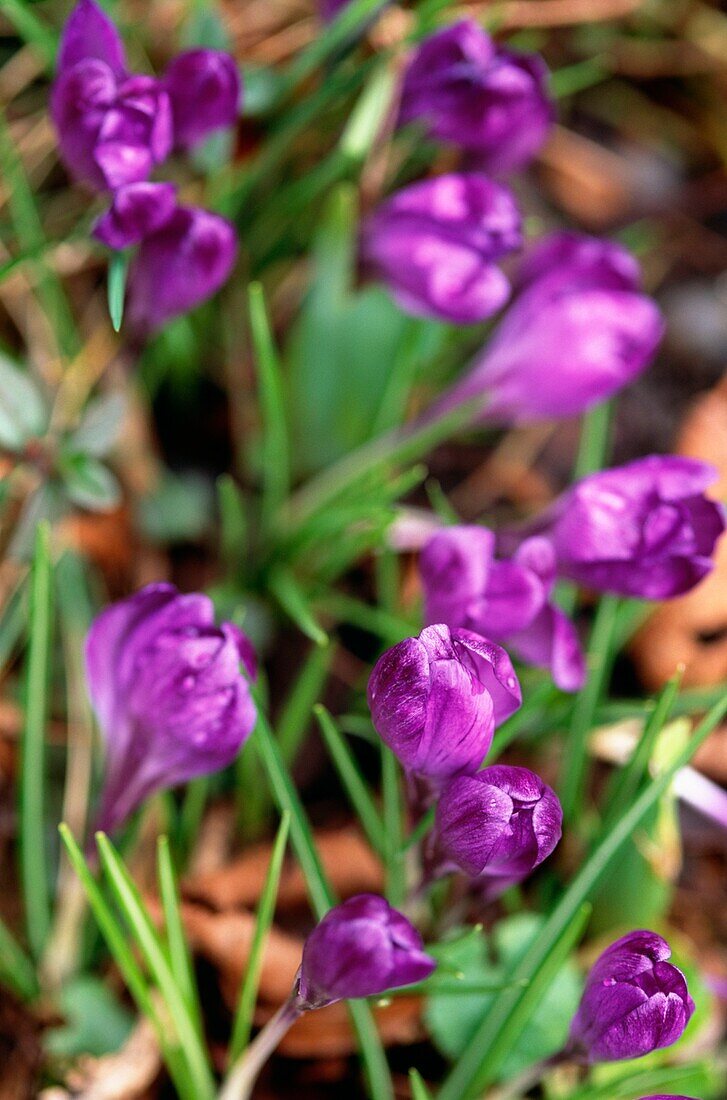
[93,182,177,250]
[399,20,553,175]
[367,624,521,781]
[297,895,436,1008]
[361,174,522,324]
[568,931,695,1062]
[435,766,562,895]
[51,1,172,191]
[163,49,240,150]
[421,526,585,692]
[513,455,726,599]
[126,206,237,335]
[431,231,664,425]
[86,583,257,835]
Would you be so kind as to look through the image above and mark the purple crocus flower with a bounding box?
[297,894,436,1008]
[52,0,240,190]
[125,205,237,335]
[509,455,726,599]
[435,765,562,895]
[568,931,695,1062]
[86,583,257,836]
[51,0,172,190]
[431,231,664,426]
[367,624,521,782]
[398,20,553,175]
[361,174,522,324]
[92,181,178,250]
[421,526,585,692]
[163,49,240,150]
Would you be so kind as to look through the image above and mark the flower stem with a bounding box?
[218,997,303,1100]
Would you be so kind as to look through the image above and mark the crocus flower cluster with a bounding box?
[568,931,695,1063]
[432,231,665,426]
[362,19,552,325]
[504,455,726,599]
[421,526,585,692]
[86,583,257,836]
[52,0,240,333]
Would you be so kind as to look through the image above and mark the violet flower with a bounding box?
[361,173,522,324]
[125,205,237,335]
[367,625,521,782]
[398,20,553,175]
[508,455,726,599]
[92,181,178,250]
[297,894,436,1008]
[431,231,664,426]
[421,526,586,692]
[86,583,257,836]
[568,931,695,1062]
[52,0,239,190]
[435,765,562,897]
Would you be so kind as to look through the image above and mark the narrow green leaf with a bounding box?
[268,568,329,646]
[248,283,290,531]
[436,693,727,1100]
[278,644,333,764]
[157,837,203,1037]
[0,574,27,674]
[107,252,128,333]
[409,1068,434,1100]
[253,711,395,1100]
[228,813,291,1062]
[19,521,53,958]
[315,706,388,857]
[0,0,57,69]
[217,474,248,573]
[96,834,216,1100]
[0,914,38,1001]
[573,399,613,480]
[339,63,397,161]
[284,0,389,93]
[561,594,621,823]
[381,745,405,908]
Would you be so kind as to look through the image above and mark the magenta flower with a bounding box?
[86,583,256,836]
[421,526,585,692]
[399,20,553,174]
[432,231,664,425]
[367,624,521,782]
[435,765,562,896]
[568,931,695,1062]
[361,174,522,324]
[92,182,178,250]
[52,0,239,191]
[163,49,240,150]
[125,205,237,335]
[510,455,726,599]
[297,895,436,1008]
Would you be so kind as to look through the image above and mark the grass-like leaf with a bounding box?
[268,568,329,646]
[157,837,203,1038]
[19,521,53,959]
[228,812,291,1062]
[278,643,333,764]
[107,251,128,333]
[253,709,395,1100]
[0,914,39,1001]
[315,705,388,858]
[248,283,290,533]
[409,1068,434,1100]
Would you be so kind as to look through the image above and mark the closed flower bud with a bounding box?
[432,232,664,426]
[421,526,585,692]
[126,206,237,335]
[361,174,522,324]
[297,894,436,1008]
[399,20,553,174]
[435,766,562,894]
[51,1,172,191]
[569,931,695,1062]
[367,624,521,781]
[86,583,257,835]
[514,455,726,599]
[163,49,240,150]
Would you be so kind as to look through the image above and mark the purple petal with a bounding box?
[93,182,177,249]
[126,206,237,335]
[57,0,126,78]
[163,49,241,150]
